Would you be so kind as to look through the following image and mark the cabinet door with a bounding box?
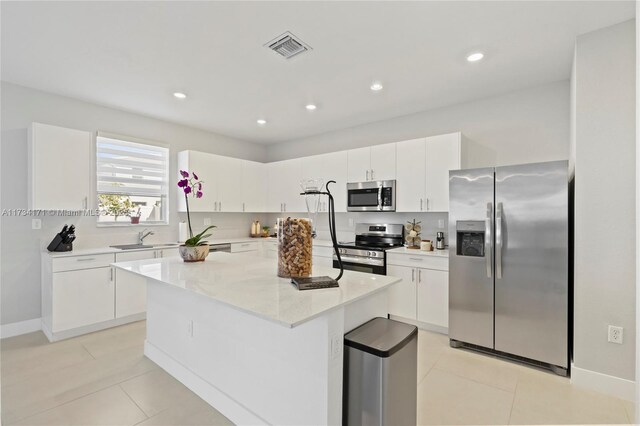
[425,133,461,212]
[158,247,179,258]
[347,147,371,182]
[280,159,304,213]
[29,123,92,210]
[417,268,449,328]
[215,155,244,212]
[242,161,267,212]
[52,267,115,332]
[177,151,217,212]
[386,265,417,321]
[115,251,155,318]
[396,138,426,212]
[370,142,396,181]
[267,162,285,213]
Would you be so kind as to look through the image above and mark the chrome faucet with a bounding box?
[138,229,154,245]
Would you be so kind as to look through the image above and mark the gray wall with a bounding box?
[573,20,636,381]
[267,80,570,166]
[0,82,269,325]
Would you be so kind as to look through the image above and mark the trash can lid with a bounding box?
[344,317,418,358]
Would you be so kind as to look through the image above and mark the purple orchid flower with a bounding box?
[184,186,192,194]
[196,191,203,198]
[193,172,199,180]
[180,170,189,178]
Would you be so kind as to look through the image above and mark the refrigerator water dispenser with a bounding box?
[456,221,485,257]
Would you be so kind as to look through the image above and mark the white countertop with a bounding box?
[387,246,449,257]
[112,252,400,328]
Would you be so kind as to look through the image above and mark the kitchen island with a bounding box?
[113,252,400,425]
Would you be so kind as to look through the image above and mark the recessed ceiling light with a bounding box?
[466,52,484,62]
[370,82,383,91]
[256,119,267,125]
[173,92,187,99]
[305,104,317,111]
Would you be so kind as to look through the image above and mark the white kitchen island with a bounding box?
[113,252,400,425]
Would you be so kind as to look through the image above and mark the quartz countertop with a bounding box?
[112,252,400,328]
[386,247,449,257]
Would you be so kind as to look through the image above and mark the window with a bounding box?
[96,133,169,225]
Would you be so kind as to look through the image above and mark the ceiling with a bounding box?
[1,1,635,144]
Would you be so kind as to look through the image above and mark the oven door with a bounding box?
[333,254,386,275]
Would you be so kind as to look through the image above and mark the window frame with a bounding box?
[95,132,170,228]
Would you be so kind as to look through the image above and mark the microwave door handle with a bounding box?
[486,202,492,278]
[377,184,383,210]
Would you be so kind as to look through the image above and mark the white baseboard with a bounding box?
[0,318,42,339]
[571,363,636,401]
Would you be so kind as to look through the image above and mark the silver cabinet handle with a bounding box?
[76,257,95,262]
[420,198,423,211]
[426,198,430,211]
[110,267,114,281]
[82,196,87,209]
[496,202,503,279]
[418,269,422,283]
[411,268,415,282]
[409,257,424,261]
[366,170,370,181]
[486,202,493,278]
[219,201,222,211]
[371,169,375,180]
[243,202,245,212]
[284,203,287,212]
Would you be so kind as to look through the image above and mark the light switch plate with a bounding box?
[32,219,42,230]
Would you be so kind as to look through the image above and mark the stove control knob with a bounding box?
[370,251,377,257]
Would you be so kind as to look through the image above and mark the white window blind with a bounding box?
[96,135,169,197]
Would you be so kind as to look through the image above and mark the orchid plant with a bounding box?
[178,170,216,247]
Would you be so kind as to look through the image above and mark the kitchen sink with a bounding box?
[110,244,153,250]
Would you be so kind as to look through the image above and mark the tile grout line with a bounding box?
[507,380,519,425]
[430,365,517,395]
[81,343,97,360]
[119,383,151,419]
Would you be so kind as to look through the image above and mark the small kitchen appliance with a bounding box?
[334,223,404,275]
[346,180,396,212]
[47,224,76,252]
[435,232,445,250]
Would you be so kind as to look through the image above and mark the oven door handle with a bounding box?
[333,254,385,267]
[377,183,383,211]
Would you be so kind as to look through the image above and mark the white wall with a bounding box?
[267,80,570,166]
[0,82,268,325]
[573,20,636,383]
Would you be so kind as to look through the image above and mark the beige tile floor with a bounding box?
[1,321,635,425]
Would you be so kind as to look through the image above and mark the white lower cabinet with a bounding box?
[52,267,115,332]
[387,255,449,330]
[115,251,155,318]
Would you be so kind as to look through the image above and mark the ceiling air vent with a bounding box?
[265,32,311,60]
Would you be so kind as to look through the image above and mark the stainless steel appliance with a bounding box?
[347,180,396,212]
[449,160,569,376]
[435,232,445,250]
[333,223,404,275]
[209,243,231,253]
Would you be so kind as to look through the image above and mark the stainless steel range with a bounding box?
[333,223,404,275]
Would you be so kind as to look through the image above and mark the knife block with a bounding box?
[47,234,73,252]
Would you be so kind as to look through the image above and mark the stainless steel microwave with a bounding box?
[346,180,396,212]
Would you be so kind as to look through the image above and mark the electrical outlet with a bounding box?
[203,218,211,226]
[32,219,42,230]
[608,325,623,344]
[438,219,445,229]
[330,334,342,359]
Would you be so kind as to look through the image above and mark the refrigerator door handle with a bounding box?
[496,202,503,279]
[486,202,493,278]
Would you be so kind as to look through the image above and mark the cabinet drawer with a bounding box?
[231,241,259,253]
[52,253,115,272]
[387,253,448,271]
[115,250,155,262]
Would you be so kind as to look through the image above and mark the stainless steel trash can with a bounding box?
[343,317,418,426]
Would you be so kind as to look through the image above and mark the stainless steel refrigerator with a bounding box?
[448,160,569,376]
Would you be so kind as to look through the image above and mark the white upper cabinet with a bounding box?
[396,138,427,212]
[425,133,461,212]
[370,143,397,181]
[242,160,267,212]
[300,151,348,212]
[177,151,217,212]
[214,155,243,212]
[267,159,303,213]
[28,122,92,210]
[395,132,461,212]
[347,143,396,182]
